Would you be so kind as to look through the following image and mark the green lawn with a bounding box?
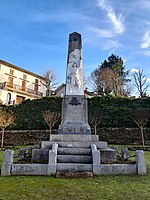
[0,146,150,200]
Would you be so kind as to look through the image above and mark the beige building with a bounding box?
[55,83,66,97]
[55,84,95,98]
[0,60,46,105]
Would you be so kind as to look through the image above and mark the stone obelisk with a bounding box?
[58,32,91,134]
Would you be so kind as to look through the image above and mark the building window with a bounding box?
[23,74,27,79]
[22,80,26,91]
[10,69,14,75]
[22,74,27,91]
[34,79,39,94]
[8,69,14,88]
[8,76,14,88]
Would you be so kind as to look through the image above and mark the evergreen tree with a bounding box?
[91,54,129,96]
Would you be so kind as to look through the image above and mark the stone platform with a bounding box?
[1,135,147,176]
[41,134,108,149]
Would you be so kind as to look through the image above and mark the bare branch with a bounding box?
[131,109,150,147]
[0,109,15,129]
[43,110,60,137]
[88,109,103,135]
[132,69,149,98]
[41,70,58,96]
[89,67,126,96]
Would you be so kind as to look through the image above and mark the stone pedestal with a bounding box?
[136,150,146,175]
[1,150,14,176]
[58,95,91,134]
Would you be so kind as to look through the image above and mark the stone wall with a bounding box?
[0,128,150,146]
[98,128,150,145]
[0,130,56,146]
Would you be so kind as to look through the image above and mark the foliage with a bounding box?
[10,97,62,130]
[132,69,149,98]
[2,96,150,130]
[132,108,150,147]
[43,110,60,136]
[88,96,150,128]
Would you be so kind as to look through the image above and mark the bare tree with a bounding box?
[0,99,2,105]
[99,68,116,95]
[132,69,149,98]
[89,67,126,96]
[87,73,99,95]
[89,68,114,95]
[88,109,103,135]
[0,109,15,148]
[41,70,58,96]
[132,109,150,147]
[43,110,60,138]
[122,82,132,97]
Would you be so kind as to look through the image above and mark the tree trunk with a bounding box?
[49,127,52,140]
[140,126,145,148]
[1,128,4,148]
[94,125,97,135]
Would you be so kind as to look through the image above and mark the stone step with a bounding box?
[57,147,91,155]
[56,171,93,178]
[57,155,92,163]
[41,141,107,149]
[50,134,99,142]
[57,163,93,172]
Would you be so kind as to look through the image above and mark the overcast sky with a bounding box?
[1,0,150,95]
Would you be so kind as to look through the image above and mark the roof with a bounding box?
[55,84,95,97]
[84,89,95,96]
[55,83,66,93]
[0,59,45,80]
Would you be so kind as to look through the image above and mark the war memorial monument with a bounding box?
[58,32,91,135]
[1,32,146,177]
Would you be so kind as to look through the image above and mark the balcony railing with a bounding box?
[0,82,43,97]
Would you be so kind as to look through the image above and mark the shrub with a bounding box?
[5,96,150,130]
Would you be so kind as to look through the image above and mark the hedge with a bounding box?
[4,96,150,130]
[9,97,62,130]
[88,96,150,128]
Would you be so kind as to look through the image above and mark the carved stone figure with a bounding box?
[65,34,84,95]
[59,32,91,134]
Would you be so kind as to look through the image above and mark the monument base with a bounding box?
[1,134,146,176]
[58,95,91,134]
